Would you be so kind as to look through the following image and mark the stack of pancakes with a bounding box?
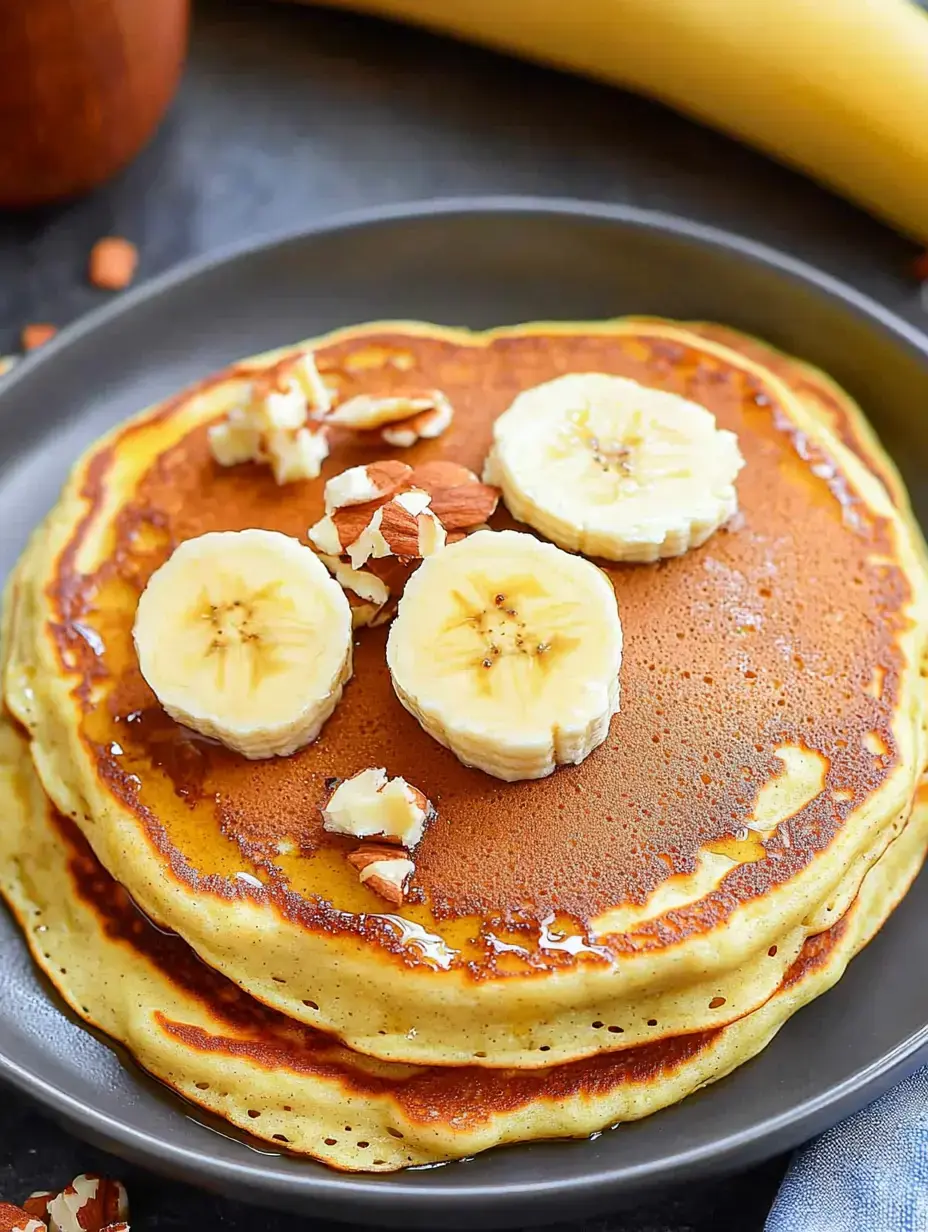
[3,317,928,1172]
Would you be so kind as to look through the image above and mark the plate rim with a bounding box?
[3,194,928,1219]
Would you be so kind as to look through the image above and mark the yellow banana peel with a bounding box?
[317,0,928,245]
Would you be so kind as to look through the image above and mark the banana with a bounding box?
[319,0,928,244]
[484,373,743,562]
[133,529,353,759]
[385,528,622,781]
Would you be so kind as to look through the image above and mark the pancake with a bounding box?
[0,712,925,1171]
[5,320,928,1068]
[672,320,913,516]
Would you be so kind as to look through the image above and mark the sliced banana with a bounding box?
[484,373,744,562]
[133,529,352,759]
[386,529,622,781]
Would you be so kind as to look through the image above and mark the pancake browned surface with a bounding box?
[5,319,928,1068]
[1,712,925,1171]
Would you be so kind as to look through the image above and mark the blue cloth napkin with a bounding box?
[766,1067,928,1232]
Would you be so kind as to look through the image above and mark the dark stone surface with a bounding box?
[0,0,925,1227]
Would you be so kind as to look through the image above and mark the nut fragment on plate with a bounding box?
[309,460,498,621]
[88,237,138,290]
[380,393,454,447]
[323,767,435,848]
[208,351,331,483]
[21,324,56,351]
[348,491,447,569]
[316,554,391,628]
[0,1204,47,1232]
[309,489,445,569]
[317,389,454,447]
[20,1196,51,1221]
[408,460,500,529]
[23,1176,129,1232]
[347,844,416,906]
[324,460,413,513]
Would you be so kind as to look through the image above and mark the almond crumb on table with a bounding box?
[20,324,56,351]
[88,238,139,291]
[0,1173,129,1232]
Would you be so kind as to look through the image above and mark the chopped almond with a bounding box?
[88,237,138,291]
[38,1176,128,1232]
[347,846,416,906]
[208,351,331,483]
[21,1196,51,1221]
[0,1203,46,1232]
[381,394,454,447]
[426,482,499,529]
[309,459,499,619]
[310,490,445,566]
[321,391,440,431]
[323,768,434,848]
[409,460,479,491]
[315,554,391,628]
[346,494,446,568]
[21,324,56,351]
[324,460,412,513]
[316,555,390,607]
[408,461,499,525]
[265,426,330,484]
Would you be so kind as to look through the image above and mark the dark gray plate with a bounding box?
[2,200,928,1228]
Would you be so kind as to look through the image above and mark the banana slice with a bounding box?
[484,373,744,562]
[386,529,622,781]
[133,529,352,759]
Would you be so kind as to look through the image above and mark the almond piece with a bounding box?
[309,499,380,555]
[368,599,400,627]
[363,556,417,626]
[408,461,500,528]
[381,394,454,447]
[250,371,308,432]
[0,1204,46,1232]
[209,351,332,480]
[254,351,331,421]
[21,324,56,351]
[324,460,412,513]
[45,1177,128,1232]
[347,846,415,905]
[410,461,479,491]
[316,555,390,607]
[21,1197,52,1222]
[324,768,434,848]
[288,351,333,416]
[265,425,329,483]
[322,392,438,430]
[346,842,407,869]
[208,408,261,467]
[427,482,499,529]
[358,859,415,905]
[347,595,383,629]
[88,237,138,291]
[347,494,446,568]
[364,554,417,590]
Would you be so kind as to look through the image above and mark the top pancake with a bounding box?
[6,319,928,1067]
[1,709,925,1171]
